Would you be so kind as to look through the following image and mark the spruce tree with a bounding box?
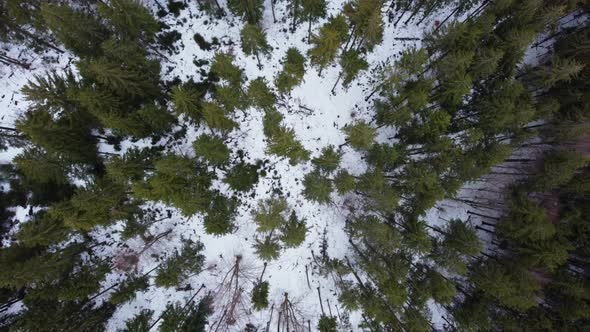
[240,23,271,69]
[275,48,306,94]
[308,15,348,75]
[193,134,231,167]
[155,239,205,288]
[342,120,376,150]
[253,235,281,261]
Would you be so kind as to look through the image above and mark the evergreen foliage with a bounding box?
[251,281,269,310]
[155,239,205,288]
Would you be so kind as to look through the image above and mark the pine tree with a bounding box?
[303,170,333,204]
[334,170,356,194]
[253,197,288,232]
[301,0,327,42]
[224,161,260,192]
[227,0,264,23]
[15,211,69,248]
[201,101,238,132]
[155,239,205,288]
[312,145,341,174]
[40,3,109,58]
[203,194,237,235]
[247,78,276,111]
[308,15,348,74]
[279,211,308,248]
[97,0,160,44]
[193,134,231,166]
[133,154,215,216]
[214,84,249,112]
[240,23,271,69]
[251,280,269,310]
[339,49,368,88]
[266,125,310,165]
[342,120,376,150]
[275,48,306,94]
[105,147,158,185]
[16,109,98,165]
[211,52,244,85]
[122,309,154,332]
[317,315,337,332]
[253,235,281,261]
[13,147,69,185]
[49,179,133,231]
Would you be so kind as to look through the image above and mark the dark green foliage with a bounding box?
[201,101,238,132]
[334,170,356,194]
[317,315,337,332]
[122,309,154,332]
[340,49,368,88]
[275,48,306,94]
[266,125,310,165]
[172,83,205,122]
[251,281,269,310]
[211,53,244,85]
[133,154,215,216]
[224,161,260,192]
[253,235,281,261]
[227,0,264,23]
[15,212,69,247]
[109,276,149,305]
[303,170,333,204]
[240,24,271,68]
[309,15,348,73]
[252,197,288,232]
[155,239,205,287]
[342,121,376,150]
[248,78,276,111]
[312,145,341,173]
[159,295,213,332]
[193,134,231,166]
[279,212,308,247]
[49,179,134,231]
[203,194,237,235]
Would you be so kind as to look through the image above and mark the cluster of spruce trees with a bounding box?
[0,0,589,331]
[298,0,589,330]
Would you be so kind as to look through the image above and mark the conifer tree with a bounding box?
[300,0,327,42]
[251,280,269,310]
[193,134,231,167]
[266,125,310,165]
[227,0,264,23]
[211,52,244,85]
[279,211,308,247]
[201,102,238,132]
[240,23,271,69]
[253,197,288,232]
[342,120,376,150]
[133,154,215,216]
[312,145,341,174]
[253,235,281,261]
[49,179,133,231]
[40,3,109,58]
[155,239,205,288]
[334,170,356,194]
[203,194,237,235]
[303,170,333,204]
[338,49,368,89]
[13,147,69,185]
[172,84,203,123]
[275,48,306,94]
[122,309,154,332]
[247,78,276,111]
[224,161,260,192]
[97,0,160,44]
[308,15,348,75]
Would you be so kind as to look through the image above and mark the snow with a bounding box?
[0,0,487,330]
